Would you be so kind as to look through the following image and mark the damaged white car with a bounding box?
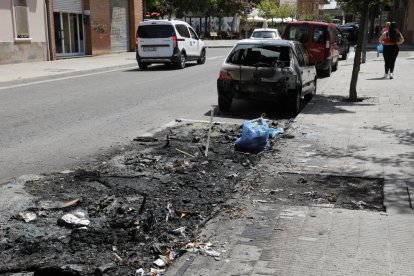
[217,39,317,115]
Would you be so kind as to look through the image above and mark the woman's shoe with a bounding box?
[390,73,394,79]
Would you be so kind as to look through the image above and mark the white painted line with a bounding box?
[207,56,225,61]
[0,66,137,90]
[176,118,240,125]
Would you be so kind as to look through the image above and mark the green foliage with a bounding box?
[257,0,278,19]
[301,13,316,21]
[278,4,295,20]
[323,14,334,23]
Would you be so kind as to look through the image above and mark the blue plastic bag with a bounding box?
[377,44,383,53]
[235,118,270,152]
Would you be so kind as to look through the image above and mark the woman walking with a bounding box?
[378,22,404,79]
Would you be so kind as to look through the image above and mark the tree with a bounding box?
[336,0,394,101]
[347,0,369,101]
[257,0,278,20]
[278,4,295,22]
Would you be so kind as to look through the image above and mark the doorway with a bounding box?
[54,12,85,57]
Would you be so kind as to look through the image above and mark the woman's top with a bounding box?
[379,31,404,45]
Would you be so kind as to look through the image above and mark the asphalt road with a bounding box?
[0,47,335,184]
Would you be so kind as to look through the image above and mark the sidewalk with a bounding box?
[166,51,414,275]
[0,40,237,88]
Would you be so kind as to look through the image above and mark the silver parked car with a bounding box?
[250,28,281,39]
[217,39,317,115]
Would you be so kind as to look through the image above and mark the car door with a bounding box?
[294,43,313,92]
[188,27,201,58]
[174,24,191,54]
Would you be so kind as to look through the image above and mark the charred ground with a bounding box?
[0,121,383,276]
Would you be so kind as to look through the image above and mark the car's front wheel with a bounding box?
[218,96,232,112]
[197,49,206,64]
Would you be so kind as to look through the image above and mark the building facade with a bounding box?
[0,0,143,65]
[0,0,49,64]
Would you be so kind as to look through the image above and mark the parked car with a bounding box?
[282,21,340,77]
[136,20,206,70]
[337,27,350,60]
[217,39,317,116]
[250,28,281,39]
[339,24,359,45]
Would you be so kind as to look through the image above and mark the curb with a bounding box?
[0,63,137,88]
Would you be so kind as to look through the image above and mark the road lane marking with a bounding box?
[207,56,225,61]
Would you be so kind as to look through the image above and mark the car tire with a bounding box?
[138,62,149,70]
[197,49,206,64]
[176,52,186,69]
[341,52,347,60]
[287,89,300,116]
[304,78,317,102]
[218,96,232,112]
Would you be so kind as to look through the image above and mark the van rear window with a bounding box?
[138,25,174,38]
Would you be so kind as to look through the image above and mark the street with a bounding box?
[0,47,336,185]
[0,48,229,184]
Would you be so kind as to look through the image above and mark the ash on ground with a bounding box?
[0,121,383,276]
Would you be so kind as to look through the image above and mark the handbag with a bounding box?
[377,44,383,53]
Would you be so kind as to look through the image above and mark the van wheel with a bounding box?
[176,53,186,69]
[341,52,347,60]
[287,89,300,116]
[218,96,232,112]
[197,49,206,64]
[138,62,148,70]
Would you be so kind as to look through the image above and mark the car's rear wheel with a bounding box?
[287,89,301,116]
[218,96,232,112]
[197,49,206,64]
[138,62,149,70]
[176,52,186,69]
[341,52,347,60]
[321,63,332,77]
[304,78,317,102]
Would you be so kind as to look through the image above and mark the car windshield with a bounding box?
[251,31,278,38]
[227,44,290,67]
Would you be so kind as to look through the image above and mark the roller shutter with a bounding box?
[53,0,83,14]
[110,0,130,53]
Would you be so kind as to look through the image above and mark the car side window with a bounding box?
[312,26,326,43]
[297,44,309,65]
[189,27,199,40]
[175,24,191,38]
[294,44,305,66]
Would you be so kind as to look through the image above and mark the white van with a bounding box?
[136,20,206,70]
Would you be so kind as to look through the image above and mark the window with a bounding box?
[13,0,30,39]
[287,25,308,44]
[312,26,327,43]
[137,25,174,38]
[175,24,190,38]
[189,27,198,39]
[227,44,290,67]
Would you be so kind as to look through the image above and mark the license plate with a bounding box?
[143,47,156,52]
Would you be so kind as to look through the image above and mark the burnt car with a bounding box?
[217,39,317,115]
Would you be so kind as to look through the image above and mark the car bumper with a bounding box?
[136,49,181,64]
[217,80,290,101]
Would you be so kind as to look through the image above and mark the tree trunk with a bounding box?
[349,0,370,101]
[362,8,369,63]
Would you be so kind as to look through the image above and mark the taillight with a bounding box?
[135,34,138,50]
[326,40,330,49]
[218,70,232,81]
[172,34,177,48]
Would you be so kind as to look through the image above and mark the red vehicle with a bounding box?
[283,21,340,77]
